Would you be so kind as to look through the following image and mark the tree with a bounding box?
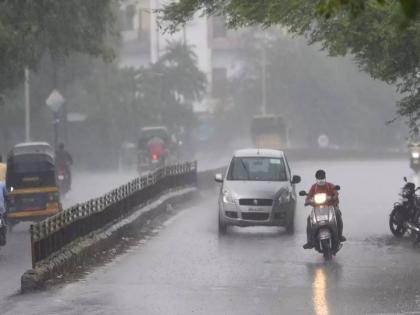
[0,0,116,93]
[161,0,420,130]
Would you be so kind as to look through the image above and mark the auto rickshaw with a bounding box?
[6,142,61,224]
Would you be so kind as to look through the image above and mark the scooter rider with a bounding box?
[56,143,73,188]
[303,169,346,249]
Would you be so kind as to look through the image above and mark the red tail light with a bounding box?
[151,154,159,161]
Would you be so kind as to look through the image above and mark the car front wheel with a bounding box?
[218,213,227,234]
[285,207,295,235]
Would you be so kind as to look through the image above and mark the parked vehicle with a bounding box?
[215,148,301,234]
[6,142,61,226]
[299,187,343,261]
[389,177,420,238]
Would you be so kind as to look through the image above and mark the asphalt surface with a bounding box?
[0,170,136,304]
[2,160,420,314]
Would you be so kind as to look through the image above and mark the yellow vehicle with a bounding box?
[251,115,288,150]
[6,142,61,224]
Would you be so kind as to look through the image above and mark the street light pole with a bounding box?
[261,44,267,116]
[24,67,31,142]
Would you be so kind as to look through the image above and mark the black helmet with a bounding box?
[315,169,326,180]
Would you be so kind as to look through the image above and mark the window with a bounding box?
[227,157,288,181]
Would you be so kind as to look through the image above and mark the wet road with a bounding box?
[2,159,420,314]
[0,170,136,302]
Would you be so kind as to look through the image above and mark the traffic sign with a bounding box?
[46,89,65,112]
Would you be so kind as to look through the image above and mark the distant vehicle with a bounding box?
[408,143,420,173]
[250,115,288,150]
[214,148,301,234]
[6,142,61,226]
[137,126,170,173]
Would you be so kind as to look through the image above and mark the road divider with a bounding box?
[21,162,197,292]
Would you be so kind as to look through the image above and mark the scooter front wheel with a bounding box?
[321,239,332,261]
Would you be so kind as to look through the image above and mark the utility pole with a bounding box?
[261,43,267,115]
[24,67,31,142]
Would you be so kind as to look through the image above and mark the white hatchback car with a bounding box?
[215,149,301,234]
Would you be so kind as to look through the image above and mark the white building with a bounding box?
[118,0,243,112]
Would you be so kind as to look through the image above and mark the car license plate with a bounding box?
[248,207,264,212]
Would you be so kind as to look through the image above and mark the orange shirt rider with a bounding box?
[305,182,339,207]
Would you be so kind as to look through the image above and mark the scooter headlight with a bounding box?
[412,152,420,159]
[314,193,327,205]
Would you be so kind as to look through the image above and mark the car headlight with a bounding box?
[412,152,420,159]
[278,190,290,204]
[314,193,327,204]
[222,190,235,204]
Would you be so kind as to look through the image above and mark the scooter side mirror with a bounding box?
[335,185,341,191]
[299,190,307,196]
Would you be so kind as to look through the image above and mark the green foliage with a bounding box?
[0,0,116,93]
[161,0,420,129]
[228,32,402,147]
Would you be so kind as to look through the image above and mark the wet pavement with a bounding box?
[0,170,136,304]
[2,160,420,314]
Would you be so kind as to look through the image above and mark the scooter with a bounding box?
[299,187,342,261]
[57,165,71,196]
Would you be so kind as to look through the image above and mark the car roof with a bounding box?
[233,148,285,158]
[11,142,54,157]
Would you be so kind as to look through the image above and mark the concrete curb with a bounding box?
[21,187,197,293]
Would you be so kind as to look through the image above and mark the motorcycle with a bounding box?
[57,165,71,196]
[389,177,420,238]
[299,187,342,261]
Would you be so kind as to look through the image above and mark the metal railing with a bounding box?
[30,162,197,268]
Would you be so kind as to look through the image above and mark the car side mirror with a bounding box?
[299,190,307,196]
[404,177,408,182]
[214,173,223,183]
[291,175,301,184]
[335,185,341,191]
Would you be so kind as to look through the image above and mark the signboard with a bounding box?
[317,134,329,148]
[46,89,65,112]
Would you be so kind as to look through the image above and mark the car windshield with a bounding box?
[227,156,288,181]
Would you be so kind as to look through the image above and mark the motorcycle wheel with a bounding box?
[389,207,407,237]
[411,211,420,245]
[321,239,332,261]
